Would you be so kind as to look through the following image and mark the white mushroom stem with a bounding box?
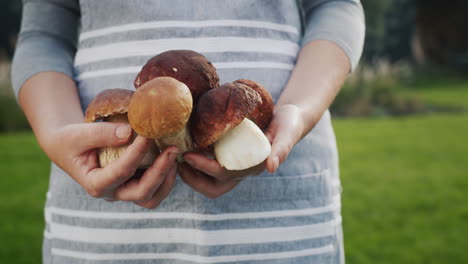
[214,118,271,171]
[99,114,158,168]
[155,126,193,162]
[98,135,159,168]
[98,144,129,168]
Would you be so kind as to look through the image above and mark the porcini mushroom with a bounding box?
[85,89,159,168]
[191,82,273,170]
[128,77,193,160]
[134,50,219,102]
[234,79,274,131]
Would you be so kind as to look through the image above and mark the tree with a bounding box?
[414,0,468,66]
[361,0,415,63]
[0,0,22,59]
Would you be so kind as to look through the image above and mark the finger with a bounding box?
[266,130,295,174]
[178,163,239,199]
[183,152,230,180]
[134,165,177,209]
[66,122,133,155]
[263,114,283,173]
[266,122,299,173]
[84,136,153,198]
[113,146,179,201]
[247,161,267,176]
[264,114,281,144]
[184,153,266,181]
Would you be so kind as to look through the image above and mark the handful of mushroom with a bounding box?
[85,50,274,171]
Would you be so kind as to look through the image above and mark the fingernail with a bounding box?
[115,124,132,140]
[273,156,279,172]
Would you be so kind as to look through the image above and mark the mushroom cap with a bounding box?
[128,77,193,139]
[134,50,219,102]
[234,79,274,130]
[85,89,134,123]
[191,82,262,148]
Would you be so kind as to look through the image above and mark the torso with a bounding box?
[44,1,344,263]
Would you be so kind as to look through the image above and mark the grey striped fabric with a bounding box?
[12,0,365,263]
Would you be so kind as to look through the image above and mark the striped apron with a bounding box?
[44,0,344,263]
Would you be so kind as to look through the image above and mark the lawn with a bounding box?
[0,133,49,263]
[1,113,467,264]
[401,75,468,111]
[334,114,468,264]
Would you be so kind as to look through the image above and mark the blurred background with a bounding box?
[1,0,467,263]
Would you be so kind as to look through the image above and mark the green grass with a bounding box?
[0,95,30,132]
[335,114,468,264]
[0,133,49,263]
[402,77,468,110]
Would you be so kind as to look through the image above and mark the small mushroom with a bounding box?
[134,50,219,102]
[85,89,159,168]
[191,82,272,170]
[234,79,274,131]
[128,77,193,160]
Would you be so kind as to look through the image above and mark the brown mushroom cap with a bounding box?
[128,77,193,139]
[85,89,134,123]
[134,50,219,102]
[191,82,262,148]
[234,79,274,130]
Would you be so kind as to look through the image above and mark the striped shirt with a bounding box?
[12,0,365,263]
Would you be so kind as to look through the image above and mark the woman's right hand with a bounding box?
[42,122,179,209]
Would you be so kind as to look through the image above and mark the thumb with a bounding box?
[265,135,294,174]
[67,122,133,154]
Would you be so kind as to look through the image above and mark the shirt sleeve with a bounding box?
[300,0,365,72]
[11,0,80,97]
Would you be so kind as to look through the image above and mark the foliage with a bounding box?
[401,65,468,112]
[331,62,468,117]
[361,0,415,63]
[0,0,22,58]
[331,62,426,117]
[414,0,468,67]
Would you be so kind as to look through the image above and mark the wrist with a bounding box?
[34,124,68,160]
[274,103,307,141]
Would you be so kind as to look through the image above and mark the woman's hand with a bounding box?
[18,73,180,209]
[178,104,305,199]
[177,155,265,199]
[264,104,305,172]
[43,122,179,209]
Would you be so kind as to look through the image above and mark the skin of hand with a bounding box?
[18,72,178,209]
[178,40,351,199]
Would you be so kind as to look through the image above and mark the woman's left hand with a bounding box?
[178,104,306,198]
